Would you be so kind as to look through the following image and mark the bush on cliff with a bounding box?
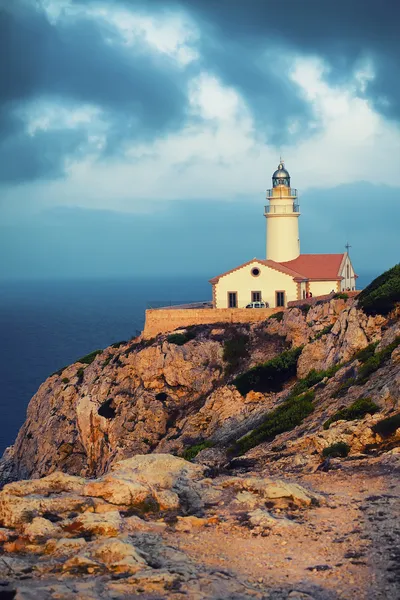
[323,397,379,430]
[182,441,214,461]
[269,311,284,322]
[223,332,249,374]
[167,331,196,346]
[322,442,350,458]
[77,349,103,365]
[357,336,400,384]
[291,363,342,397]
[233,346,302,396]
[372,413,400,437]
[230,390,315,456]
[357,263,400,316]
[314,324,334,340]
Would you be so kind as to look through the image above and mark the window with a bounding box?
[347,264,350,279]
[251,267,260,277]
[276,291,285,307]
[303,290,306,299]
[228,292,237,308]
[252,291,261,302]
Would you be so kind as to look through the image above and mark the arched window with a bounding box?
[347,264,350,279]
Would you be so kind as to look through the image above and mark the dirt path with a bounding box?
[166,464,400,600]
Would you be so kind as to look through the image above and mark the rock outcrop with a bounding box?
[0,454,325,599]
[1,295,399,485]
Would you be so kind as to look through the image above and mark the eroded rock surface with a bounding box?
[3,296,396,485]
[0,453,330,599]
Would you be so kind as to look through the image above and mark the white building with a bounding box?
[210,161,357,309]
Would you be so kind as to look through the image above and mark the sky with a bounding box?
[0,0,399,281]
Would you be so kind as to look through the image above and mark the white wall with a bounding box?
[266,186,300,262]
[340,254,357,290]
[266,214,300,262]
[309,280,338,296]
[215,261,298,308]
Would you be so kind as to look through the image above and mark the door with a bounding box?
[228,292,237,308]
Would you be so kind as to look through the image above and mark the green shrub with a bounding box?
[354,342,379,364]
[291,363,342,397]
[323,398,379,430]
[333,292,349,300]
[233,346,302,396]
[77,349,103,365]
[125,342,140,356]
[223,332,249,374]
[356,336,400,384]
[322,442,350,458]
[182,441,214,461]
[290,369,326,396]
[102,357,112,367]
[230,390,315,456]
[167,331,196,346]
[314,324,334,340]
[357,264,400,316]
[111,341,127,349]
[269,311,284,322]
[76,367,85,381]
[61,377,69,384]
[372,413,400,437]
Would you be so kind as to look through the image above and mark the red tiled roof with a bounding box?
[209,258,307,284]
[280,254,345,281]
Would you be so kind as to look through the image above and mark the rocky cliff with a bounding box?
[1,294,399,484]
[1,282,400,599]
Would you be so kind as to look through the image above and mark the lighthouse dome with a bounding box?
[272,162,290,187]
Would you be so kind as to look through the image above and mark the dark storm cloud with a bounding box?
[173,0,400,121]
[1,0,399,184]
[194,37,316,145]
[0,4,188,182]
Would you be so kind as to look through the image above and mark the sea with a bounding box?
[0,274,374,455]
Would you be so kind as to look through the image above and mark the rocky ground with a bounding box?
[0,294,399,598]
[0,453,399,599]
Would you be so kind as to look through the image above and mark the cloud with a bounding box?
[3,55,398,212]
[0,0,399,282]
[172,0,400,123]
[0,1,194,182]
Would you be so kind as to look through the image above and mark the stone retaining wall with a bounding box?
[143,307,279,339]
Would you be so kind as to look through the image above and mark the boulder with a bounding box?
[62,554,104,575]
[85,455,205,514]
[0,491,94,528]
[122,515,167,534]
[63,511,122,538]
[45,537,87,557]
[4,471,85,497]
[222,477,323,507]
[21,517,62,542]
[247,509,298,531]
[90,538,147,571]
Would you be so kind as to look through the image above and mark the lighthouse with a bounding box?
[264,161,300,262]
[209,158,357,308]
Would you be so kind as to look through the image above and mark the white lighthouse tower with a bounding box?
[264,161,300,262]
